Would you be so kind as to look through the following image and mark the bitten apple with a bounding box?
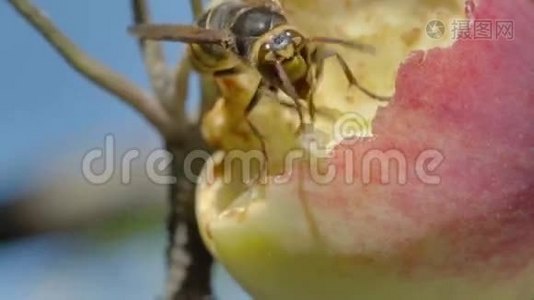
[197,0,534,299]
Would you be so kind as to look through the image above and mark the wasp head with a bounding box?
[261,30,304,60]
[256,29,309,83]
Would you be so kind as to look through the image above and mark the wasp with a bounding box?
[130,0,389,159]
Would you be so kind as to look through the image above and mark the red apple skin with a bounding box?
[300,0,533,280]
[201,0,534,298]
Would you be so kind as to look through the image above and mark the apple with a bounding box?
[198,0,534,299]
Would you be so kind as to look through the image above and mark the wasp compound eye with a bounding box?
[231,7,286,37]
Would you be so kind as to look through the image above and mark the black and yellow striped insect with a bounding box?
[129,0,389,156]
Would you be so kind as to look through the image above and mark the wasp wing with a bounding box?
[128,24,230,44]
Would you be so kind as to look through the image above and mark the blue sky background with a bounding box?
[0,0,187,200]
[0,1,248,299]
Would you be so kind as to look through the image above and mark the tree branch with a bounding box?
[131,0,178,115]
[10,0,214,298]
[8,0,181,143]
[165,1,215,299]
[190,0,204,19]
[167,132,213,300]
[189,0,219,119]
[130,1,213,299]
[172,54,192,121]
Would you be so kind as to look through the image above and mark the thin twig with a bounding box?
[8,0,181,143]
[190,0,204,19]
[168,0,207,122]
[189,0,220,119]
[172,54,192,121]
[131,0,177,112]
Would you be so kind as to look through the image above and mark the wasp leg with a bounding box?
[335,53,390,101]
[212,65,244,77]
[279,100,340,123]
[308,48,329,123]
[313,48,391,102]
[306,77,320,124]
[245,81,269,179]
[274,62,306,132]
[309,37,376,54]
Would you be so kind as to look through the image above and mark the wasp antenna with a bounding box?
[128,24,153,37]
[309,37,376,55]
[126,24,228,43]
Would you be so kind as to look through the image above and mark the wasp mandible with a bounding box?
[129,0,390,157]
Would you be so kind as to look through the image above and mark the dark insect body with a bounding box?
[129,0,389,162]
